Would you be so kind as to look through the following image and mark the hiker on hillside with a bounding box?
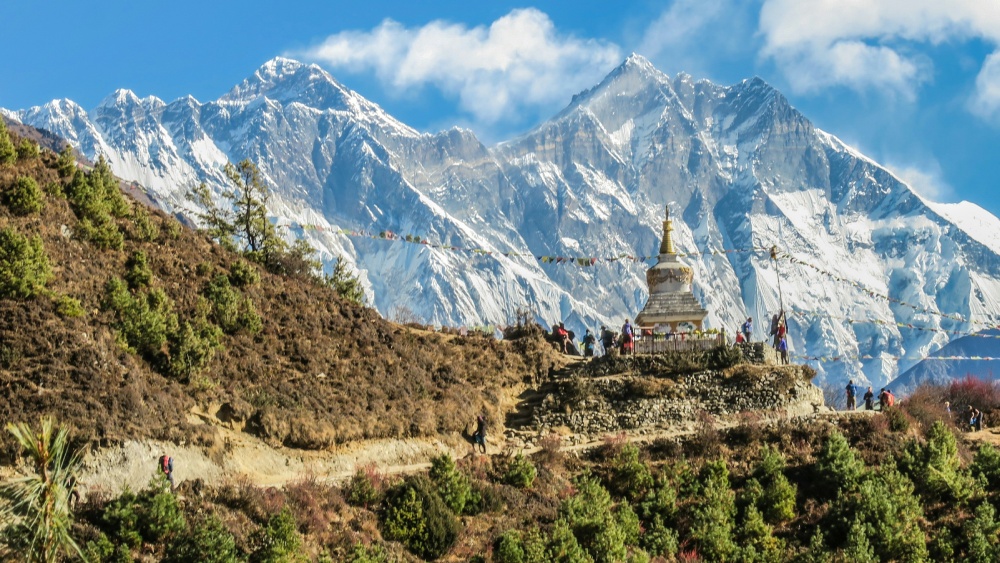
[742,317,753,342]
[735,328,745,344]
[845,380,857,411]
[777,335,788,364]
[885,389,896,408]
[600,325,615,356]
[621,319,635,355]
[473,415,487,453]
[878,388,887,410]
[864,386,875,410]
[582,329,596,358]
[968,406,983,432]
[554,323,570,354]
[158,454,174,490]
[775,314,787,349]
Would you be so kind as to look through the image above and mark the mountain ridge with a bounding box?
[7,52,1000,390]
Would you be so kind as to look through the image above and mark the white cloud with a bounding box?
[971,52,1000,120]
[297,9,621,126]
[759,0,1000,99]
[884,159,954,202]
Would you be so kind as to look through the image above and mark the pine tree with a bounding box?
[0,119,16,165]
[688,459,737,561]
[815,431,865,498]
[327,256,366,306]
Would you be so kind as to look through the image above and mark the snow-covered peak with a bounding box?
[96,89,165,112]
[221,56,348,107]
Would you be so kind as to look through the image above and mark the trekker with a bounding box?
[554,323,570,354]
[158,454,174,490]
[600,325,615,356]
[845,380,857,411]
[878,388,888,410]
[582,329,596,357]
[885,389,896,408]
[864,386,875,410]
[742,317,753,342]
[777,335,788,364]
[769,313,780,346]
[621,319,635,355]
[735,328,745,344]
[473,415,487,453]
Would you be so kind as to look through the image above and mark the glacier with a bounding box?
[6,53,1000,390]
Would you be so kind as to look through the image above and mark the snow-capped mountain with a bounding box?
[8,54,1000,389]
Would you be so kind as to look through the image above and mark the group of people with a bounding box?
[550,319,637,357]
[734,312,789,364]
[844,380,896,411]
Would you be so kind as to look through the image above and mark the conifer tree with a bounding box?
[0,119,15,165]
[815,431,865,498]
[688,459,737,561]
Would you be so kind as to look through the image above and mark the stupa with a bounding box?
[634,206,708,332]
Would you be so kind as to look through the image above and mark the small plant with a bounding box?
[167,313,223,381]
[883,406,910,433]
[54,294,86,318]
[4,175,45,215]
[380,475,460,560]
[428,453,471,514]
[0,227,51,299]
[16,138,40,160]
[250,506,304,562]
[605,443,653,501]
[166,514,238,563]
[229,259,261,287]
[203,274,262,335]
[103,277,178,358]
[125,251,154,289]
[346,464,384,509]
[130,206,160,242]
[503,453,538,489]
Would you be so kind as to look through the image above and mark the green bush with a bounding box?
[884,406,910,432]
[381,475,460,560]
[815,431,865,498]
[899,421,975,503]
[345,542,393,563]
[65,158,129,249]
[167,314,223,381]
[0,228,51,299]
[103,277,178,357]
[738,504,784,563]
[753,446,797,525]
[972,443,1000,490]
[16,138,40,161]
[494,530,526,563]
[640,516,678,558]
[56,144,76,178]
[5,175,44,215]
[251,506,304,563]
[503,453,537,489]
[125,251,153,289]
[166,514,237,563]
[615,503,641,547]
[101,478,186,548]
[345,468,382,509]
[428,453,471,515]
[962,501,1000,562]
[130,206,160,242]
[544,520,591,563]
[54,294,85,318]
[229,259,261,287]
[605,444,653,501]
[0,120,14,165]
[687,459,737,561]
[203,274,262,335]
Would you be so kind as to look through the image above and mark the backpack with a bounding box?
[160,455,171,473]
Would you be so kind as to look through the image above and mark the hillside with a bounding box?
[889,329,1000,396]
[0,122,559,461]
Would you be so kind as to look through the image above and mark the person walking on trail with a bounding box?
[600,325,615,356]
[473,415,487,453]
[845,380,857,411]
[777,335,788,364]
[621,319,635,355]
[582,329,597,358]
[158,454,174,490]
[554,323,570,354]
[864,386,875,410]
[742,317,753,342]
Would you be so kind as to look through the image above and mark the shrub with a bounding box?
[0,228,51,299]
[103,277,178,357]
[949,375,1000,414]
[0,120,14,165]
[814,431,865,498]
[494,530,526,563]
[56,144,76,178]
[544,520,590,563]
[5,175,44,215]
[503,453,537,489]
[16,138,40,160]
[973,443,1000,490]
[883,406,910,433]
[251,506,304,563]
[229,259,261,287]
[640,516,678,558]
[753,446,797,525]
[166,514,238,563]
[345,465,384,509]
[605,443,653,501]
[203,274,262,335]
[125,251,153,289]
[130,206,160,242]
[345,542,393,563]
[54,294,85,318]
[428,453,471,514]
[738,504,784,563]
[101,477,186,548]
[380,475,460,560]
[687,459,737,561]
[65,158,129,249]
[962,501,1000,562]
[167,314,223,381]
[898,420,975,503]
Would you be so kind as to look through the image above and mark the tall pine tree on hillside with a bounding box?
[0,119,16,165]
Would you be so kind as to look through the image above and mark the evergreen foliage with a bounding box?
[125,251,153,289]
[100,476,185,549]
[972,443,1000,488]
[0,228,51,299]
[428,453,472,515]
[203,274,262,335]
[251,506,304,563]
[55,145,76,178]
[833,465,928,562]
[345,469,382,509]
[16,138,40,161]
[687,459,737,561]
[129,206,160,242]
[65,157,130,250]
[502,453,537,489]
[815,431,865,498]
[327,256,366,306]
[899,420,975,503]
[166,514,238,563]
[604,443,653,501]
[380,475,460,560]
[54,294,85,318]
[962,501,1000,563]
[103,277,178,358]
[545,520,592,563]
[229,259,261,287]
[0,417,82,563]
[167,313,223,381]
[0,119,14,165]
[5,175,44,215]
[753,446,797,524]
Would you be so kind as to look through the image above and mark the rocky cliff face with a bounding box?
[7,54,1000,389]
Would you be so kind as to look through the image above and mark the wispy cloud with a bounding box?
[884,159,954,202]
[971,52,1000,120]
[759,0,1000,102]
[295,8,621,127]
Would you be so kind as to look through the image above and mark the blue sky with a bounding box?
[2,1,999,216]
